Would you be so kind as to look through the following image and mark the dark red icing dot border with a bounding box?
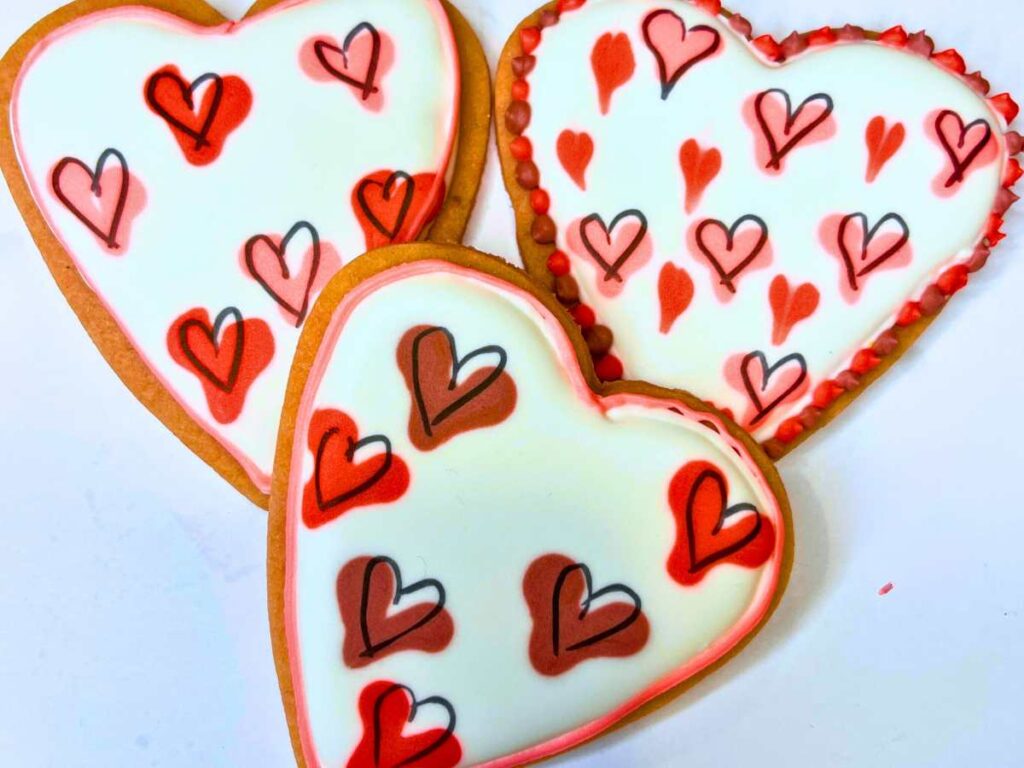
[501,0,1022,455]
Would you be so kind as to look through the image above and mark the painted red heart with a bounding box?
[396,325,517,451]
[353,170,443,251]
[666,461,775,586]
[301,408,410,529]
[641,9,721,99]
[524,553,650,676]
[692,214,772,301]
[769,275,820,346]
[591,32,635,114]
[864,115,905,183]
[748,88,836,173]
[346,680,462,768]
[50,148,146,253]
[337,556,454,670]
[557,130,594,191]
[658,262,695,334]
[679,138,721,213]
[167,306,275,425]
[144,65,252,166]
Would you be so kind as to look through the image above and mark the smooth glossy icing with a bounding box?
[516,0,1015,442]
[11,0,460,491]
[282,260,785,766]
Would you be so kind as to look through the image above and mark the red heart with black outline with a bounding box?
[8,0,461,498]
[275,253,787,767]
[500,0,1020,453]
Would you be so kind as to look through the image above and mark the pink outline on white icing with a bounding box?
[10,0,461,495]
[282,259,785,768]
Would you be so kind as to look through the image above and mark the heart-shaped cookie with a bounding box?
[0,0,490,505]
[497,0,1021,457]
[268,244,789,767]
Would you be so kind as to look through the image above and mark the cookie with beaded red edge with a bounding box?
[0,0,491,506]
[496,0,1020,458]
[268,243,792,768]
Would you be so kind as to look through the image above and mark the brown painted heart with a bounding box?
[397,325,517,451]
[337,555,454,669]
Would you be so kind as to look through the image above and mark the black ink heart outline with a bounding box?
[836,212,911,292]
[410,326,509,439]
[695,214,769,294]
[579,209,649,284]
[551,561,643,656]
[935,109,993,188]
[145,70,224,151]
[685,468,761,573]
[641,8,721,100]
[754,88,835,171]
[357,556,447,660]
[51,148,130,250]
[741,350,808,427]
[314,21,382,102]
[314,427,394,513]
[177,306,245,393]
[356,171,416,242]
[244,220,322,327]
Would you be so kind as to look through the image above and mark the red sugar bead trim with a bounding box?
[594,354,624,382]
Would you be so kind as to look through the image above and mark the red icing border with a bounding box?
[504,0,1022,454]
[283,259,785,768]
[10,0,461,493]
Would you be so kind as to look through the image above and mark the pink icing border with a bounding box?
[283,259,786,767]
[10,0,461,495]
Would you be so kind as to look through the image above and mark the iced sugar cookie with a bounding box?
[496,0,1021,458]
[0,0,490,505]
[268,243,790,767]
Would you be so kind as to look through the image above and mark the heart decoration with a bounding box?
[270,247,788,768]
[302,408,410,530]
[557,129,594,190]
[337,555,454,670]
[346,681,461,768]
[865,116,906,183]
[144,66,252,166]
[2,0,484,503]
[397,325,517,451]
[498,0,1021,456]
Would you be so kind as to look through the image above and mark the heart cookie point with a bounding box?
[270,244,789,768]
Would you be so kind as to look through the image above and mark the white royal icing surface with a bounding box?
[526,0,1008,440]
[12,0,459,491]
[283,261,784,766]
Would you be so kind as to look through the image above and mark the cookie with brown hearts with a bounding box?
[268,243,792,767]
[0,0,490,507]
[496,0,1022,459]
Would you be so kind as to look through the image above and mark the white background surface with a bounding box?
[0,0,1021,766]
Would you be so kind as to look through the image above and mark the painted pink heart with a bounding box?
[932,109,1000,194]
[242,221,342,327]
[568,209,653,297]
[691,215,773,302]
[641,8,721,99]
[820,212,913,302]
[50,149,146,254]
[747,88,837,173]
